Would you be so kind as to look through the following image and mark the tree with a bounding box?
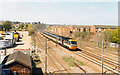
[25,24,28,28]
[103,29,113,42]
[2,21,12,31]
[74,31,86,39]
[112,28,120,44]
[19,24,24,29]
[83,28,86,32]
[27,24,34,36]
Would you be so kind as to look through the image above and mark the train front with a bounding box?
[69,39,77,50]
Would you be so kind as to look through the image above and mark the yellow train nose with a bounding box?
[70,46,77,50]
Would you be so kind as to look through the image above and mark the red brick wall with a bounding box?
[9,62,31,75]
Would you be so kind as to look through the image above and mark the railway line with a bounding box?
[82,46,118,62]
[78,43,119,66]
[78,48,119,66]
[81,43,118,56]
[36,32,72,74]
[74,51,119,74]
[39,30,119,75]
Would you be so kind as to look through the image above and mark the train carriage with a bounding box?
[41,30,77,50]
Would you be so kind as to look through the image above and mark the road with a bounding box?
[0,31,31,63]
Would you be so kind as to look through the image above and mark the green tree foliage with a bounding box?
[112,28,120,44]
[27,24,34,36]
[83,28,86,32]
[36,24,45,29]
[25,24,28,28]
[19,24,24,29]
[103,28,120,44]
[2,21,12,31]
[103,29,113,42]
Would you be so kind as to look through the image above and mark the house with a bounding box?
[72,25,91,32]
[49,25,118,36]
[2,51,32,75]
[51,25,72,36]
[90,25,118,34]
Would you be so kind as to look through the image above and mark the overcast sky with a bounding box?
[0,0,119,25]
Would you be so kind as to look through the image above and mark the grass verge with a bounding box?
[62,56,85,67]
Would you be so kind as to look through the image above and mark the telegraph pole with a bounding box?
[56,37,57,47]
[80,35,82,47]
[0,48,2,63]
[102,39,104,74]
[45,39,47,74]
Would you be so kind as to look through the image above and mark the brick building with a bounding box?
[2,51,32,75]
[49,25,118,36]
[72,25,91,32]
[90,25,118,34]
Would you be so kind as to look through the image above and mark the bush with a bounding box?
[27,24,34,36]
[103,29,114,42]
[74,32,86,39]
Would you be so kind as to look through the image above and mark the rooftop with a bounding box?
[5,51,32,68]
[94,25,118,28]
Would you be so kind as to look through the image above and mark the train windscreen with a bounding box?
[69,41,77,44]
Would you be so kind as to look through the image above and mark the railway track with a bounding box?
[82,46,119,62]
[36,32,72,74]
[39,31,120,75]
[81,43,118,56]
[79,44,119,66]
[74,51,119,74]
[80,48,119,66]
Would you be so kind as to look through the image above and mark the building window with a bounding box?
[96,31,97,32]
[73,27,75,29]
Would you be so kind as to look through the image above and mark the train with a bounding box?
[40,30,77,50]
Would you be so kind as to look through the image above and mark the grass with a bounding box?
[62,56,85,67]
[76,60,85,66]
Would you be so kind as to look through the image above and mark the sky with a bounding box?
[0,0,119,25]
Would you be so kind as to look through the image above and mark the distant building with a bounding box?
[50,25,91,36]
[72,25,91,32]
[90,25,118,34]
[49,25,118,36]
[2,51,32,75]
